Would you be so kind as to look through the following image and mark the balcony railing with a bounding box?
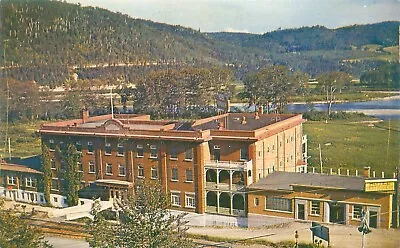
[205,160,252,170]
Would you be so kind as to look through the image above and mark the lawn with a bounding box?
[0,121,44,159]
[304,119,400,175]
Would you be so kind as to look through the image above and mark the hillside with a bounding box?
[0,0,398,86]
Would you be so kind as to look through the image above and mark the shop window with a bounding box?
[266,197,292,212]
[310,201,320,215]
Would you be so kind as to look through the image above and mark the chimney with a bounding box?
[363,167,371,178]
[241,116,247,125]
[81,109,89,123]
[258,106,263,115]
[254,111,260,120]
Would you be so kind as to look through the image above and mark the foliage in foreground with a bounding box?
[0,198,52,248]
[86,181,192,248]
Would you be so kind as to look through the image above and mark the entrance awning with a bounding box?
[95,179,133,188]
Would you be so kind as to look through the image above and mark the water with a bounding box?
[286,97,400,120]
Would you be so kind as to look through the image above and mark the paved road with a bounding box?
[45,236,89,248]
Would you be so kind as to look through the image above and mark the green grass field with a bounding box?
[0,122,43,159]
[290,91,398,103]
[304,120,400,175]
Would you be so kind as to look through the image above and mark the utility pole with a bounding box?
[318,144,323,173]
[358,210,371,248]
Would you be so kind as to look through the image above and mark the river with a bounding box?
[232,96,400,120]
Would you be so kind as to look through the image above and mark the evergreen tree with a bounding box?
[41,142,52,205]
[61,143,82,206]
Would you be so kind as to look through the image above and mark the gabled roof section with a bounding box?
[0,162,43,174]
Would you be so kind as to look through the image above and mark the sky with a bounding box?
[67,0,400,34]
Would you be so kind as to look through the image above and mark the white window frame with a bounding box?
[170,147,178,160]
[138,165,144,178]
[106,163,113,175]
[51,158,56,169]
[184,147,192,161]
[77,161,83,172]
[171,192,181,207]
[310,201,320,216]
[75,141,82,152]
[137,144,144,157]
[352,205,363,220]
[171,168,178,181]
[117,143,124,156]
[89,161,95,173]
[105,143,112,155]
[240,148,248,161]
[49,139,55,151]
[151,167,158,179]
[185,169,193,182]
[87,141,94,154]
[8,176,16,185]
[185,193,196,208]
[26,177,34,187]
[150,145,158,158]
[118,164,126,176]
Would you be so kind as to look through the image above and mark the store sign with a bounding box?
[365,180,395,192]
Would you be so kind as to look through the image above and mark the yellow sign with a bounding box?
[365,181,395,192]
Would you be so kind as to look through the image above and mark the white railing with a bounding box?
[205,160,252,170]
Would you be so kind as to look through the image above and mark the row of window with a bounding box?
[49,140,195,160]
[171,192,196,208]
[6,176,35,187]
[171,168,193,182]
[258,198,365,220]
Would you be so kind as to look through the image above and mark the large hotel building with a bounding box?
[38,110,308,216]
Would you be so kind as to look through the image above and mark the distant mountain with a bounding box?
[1,0,398,85]
[208,21,400,52]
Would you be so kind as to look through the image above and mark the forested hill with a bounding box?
[209,21,400,52]
[0,0,398,86]
[0,0,253,67]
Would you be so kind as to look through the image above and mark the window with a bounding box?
[151,167,158,179]
[171,192,181,206]
[105,143,111,155]
[171,168,178,181]
[185,194,196,208]
[150,145,157,158]
[51,158,56,169]
[137,144,144,157]
[254,197,259,206]
[77,161,83,172]
[26,177,34,187]
[353,205,363,219]
[118,164,126,176]
[87,142,93,154]
[185,147,192,160]
[170,147,178,160]
[240,148,248,161]
[51,179,58,190]
[138,165,144,178]
[49,139,55,151]
[310,201,320,215]
[106,163,113,175]
[89,161,95,173]
[117,144,124,156]
[185,169,193,182]
[8,176,16,185]
[54,197,58,203]
[213,145,220,161]
[75,141,82,152]
[267,146,270,153]
[248,170,252,177]
[266,197,292,212]
[59,141,65,149]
